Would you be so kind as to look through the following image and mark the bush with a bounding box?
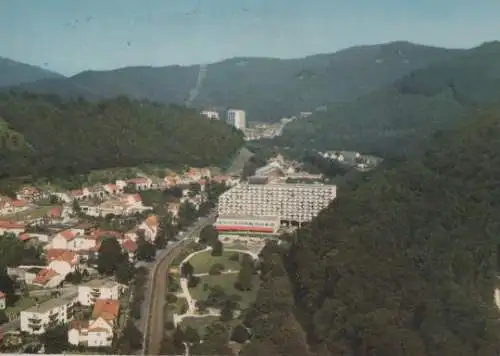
[208,263,225,275]
[166,293,178,304]
[187,276,200,288]
[228,253,240,262]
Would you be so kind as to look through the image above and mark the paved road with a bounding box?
[142,211,217,355]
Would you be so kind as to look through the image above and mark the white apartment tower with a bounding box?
[217,183,337,223]
[227,109,246,130]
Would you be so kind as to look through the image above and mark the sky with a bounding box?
[1,0,500,76]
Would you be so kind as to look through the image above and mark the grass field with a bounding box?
[180,316,219,336]
[187,251,244,274]
[189,274,259,310]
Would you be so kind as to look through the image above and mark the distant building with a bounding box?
[200,110,220,120]
[227,109,246,130]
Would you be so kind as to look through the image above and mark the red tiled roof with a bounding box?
[88,229,123,240]
[47,249,78,264]
[122,239,137,253]
[69,320,89,330]
[11,200,27,207]
[70,189,83,196]
[144,215,158,229]
[19,233,31,241]
[92,299,120,321]
[49,207,62,218]
[33,268,59,285]
[128,177,149,185]
[59,230,76,241]
[0,220,25,229]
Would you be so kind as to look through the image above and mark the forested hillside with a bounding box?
[0,57,64,87]
[278,41,500,157]
[242,107,500,355]
[0,92,243,179]
[5,42,462,121]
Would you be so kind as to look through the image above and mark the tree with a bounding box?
[154,228,167,249]
[72,199,81,215]
[231,324,251,343]
[166,293,178,304]
[0,310,8,324]
[220,300,234,322]
[136,235,156,262]
[211,239,223,256]
[235,255,254,291]
[64,269,82,284]
[97,238,126,275]
[172,326,185,349]
[209,263,225,275]
[199,225,219,244]
[178,201,197,228]
[40,324,69,354]
[121,320,143,350]
[228,252,240,262]
[181,261,194,278]
[115,262,134,284]
[183,326,200,345]
[187,276,200,288]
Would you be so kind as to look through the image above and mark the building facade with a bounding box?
[217,183,336,224]
[77,279,121,306]
[227,109,246,130]
[20,294,77,334]
[200,110,220,120]
[214,215,280,236]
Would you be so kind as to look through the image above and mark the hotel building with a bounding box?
[214,183,336,237]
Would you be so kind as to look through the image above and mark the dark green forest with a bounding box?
[278,41,500,158]
[3,42,461,121]
[241,107,500,355]
[0,92,243,180]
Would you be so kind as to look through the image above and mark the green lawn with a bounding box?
[187,251,245,274]
[180,316,219,337]
[189,274,259,310]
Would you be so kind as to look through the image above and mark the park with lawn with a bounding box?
[159,225,264,355]
[178,246,260,336]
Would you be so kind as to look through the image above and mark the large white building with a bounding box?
[20,293,77,334]
[77,279,121,306]
[217,182,336,223]
[227,109,246,130]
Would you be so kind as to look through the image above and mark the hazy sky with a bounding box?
[1,0,500,75]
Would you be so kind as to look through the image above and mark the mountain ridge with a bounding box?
[277,41,500,158]
[2,41,465,121]
[0,56,64,87]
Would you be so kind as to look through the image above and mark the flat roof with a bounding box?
[80,279,118,288]
[24,292,77,313]
[216,214,280,222]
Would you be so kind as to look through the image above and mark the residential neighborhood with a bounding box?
[0,166,234,353]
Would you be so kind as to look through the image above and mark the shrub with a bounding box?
[166,293,178,304]
[208,263,225,275]
[228,253,240,262]
[187,276,200,288]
